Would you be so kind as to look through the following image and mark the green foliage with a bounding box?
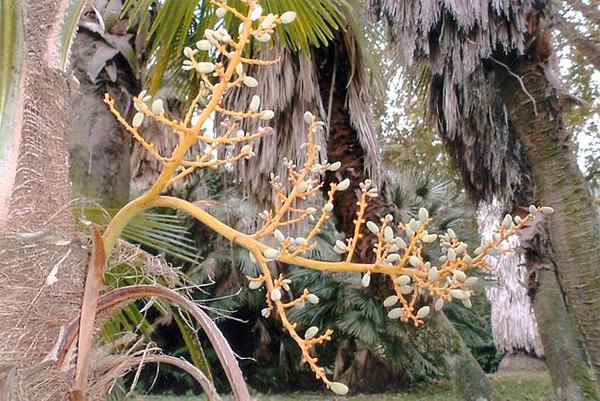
[121,0,349,94]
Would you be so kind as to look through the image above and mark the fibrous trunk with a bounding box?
[503,28,600,389]
[0,1,85,400]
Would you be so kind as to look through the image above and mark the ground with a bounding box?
[142,372,552,401]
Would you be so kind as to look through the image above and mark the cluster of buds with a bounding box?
[106,0,553,395]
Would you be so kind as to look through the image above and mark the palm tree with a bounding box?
[0,1,88,399]
[370,0,600,399]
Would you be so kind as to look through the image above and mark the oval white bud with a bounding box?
[399,285,413,295]
[151,98,165,114]
[243,75,258,88]
[408,255,422,267]
[132,112,144,128]
[434,297,444,311]
[249,280,263,290]
[394,276,410,287]
[385,253,401,264]
[453,270,467,282]
[260,13,276,29]
[196,40,211,51]
[250,5,263,21]
[304,326,319,340]
[336,178,350,191]
[422,233,438,243]
[196,62,215,74]
[416,306,430,319]
[327,161,342,171]
[540,206,554,214]
[418,207,429,221]
[183,46,195,58]
[323,202,334,212]
[366,221,379,235]
[330,382,349,396]
[259,110,275,120]
[216,7,226,17]
[249,95,261,112]
[256,33,271,42]
[273,229,285,243]
[270,288,282,302]
[384,226,394,241]
[261,307,271,318]
[280,11,297,24]
[307,293,319,304]
[428,266,439,282]
[361,272,371,288]
[335,240,347,252]
[383,295,399,307]
[303,111,314,124]
[387,307,404,320]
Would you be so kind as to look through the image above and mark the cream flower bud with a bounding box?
[395,275,411,286]
[361,272,371,288]
[304,326,319,340]
[416,306,430,319]
[336,178,350,191]
[540,206,554,214]
[249,95,261,112]
[385,253,401,263]
[422,233,438,243]
[132,112,144,128]
[196,62,215,74]
[307,293,319,304]
[261,307,271,318]
[183,46,195,58]
[384,226,394,241]
[256,32,271,42]
[273,229,285,243]
[418,207,429,221]
[366,221,379,235]
[250,5,263,21]
[216,7,226,17]
[303,111,314,124]
[259,110,274,120]
[151,98,165,114]
[428,266,439,281]
[270,288,282,302]
[280,11,297,24]
[387,307,403,320]
[196,40,211,51]
[383,295,398,307]
[261,13,276,29]
[453,270,467,282]
[330,382,349,396]
[243,75,258,88]
[327,161,341,171]
[408,255,422,267]
[399,285,413,295]
[323,202,334,212]
[249,279,263,290]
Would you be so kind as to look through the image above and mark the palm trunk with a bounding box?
[0,1,85,400]
[69,30,132,209]
[503,49,600,387]
[315,36,493,400]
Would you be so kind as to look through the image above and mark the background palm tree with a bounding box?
[370,0,600,399]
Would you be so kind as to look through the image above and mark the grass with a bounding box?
[141,372,553,401]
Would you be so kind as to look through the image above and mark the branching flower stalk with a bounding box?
[100,0,552,395]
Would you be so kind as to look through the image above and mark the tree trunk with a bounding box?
[315,35,493,400]
[504,51,600,387]
[0,1,85,400]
